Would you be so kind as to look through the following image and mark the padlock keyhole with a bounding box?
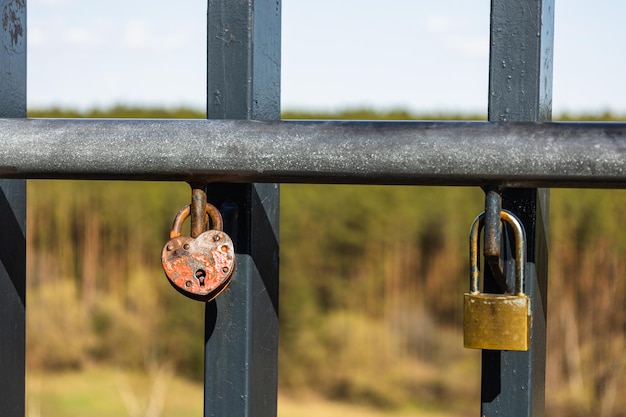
[195,269,207,286]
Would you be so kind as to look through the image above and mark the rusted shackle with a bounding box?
[169,203,223,239]
[161,203,235,302]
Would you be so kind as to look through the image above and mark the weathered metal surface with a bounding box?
[0,180,25,417]
[169,204,224,239]
[481,0,553,415]
[469,211,526,295]
[484,190,506,290]
[162,204,235,302]
[190,185,209,238]
[0,119,624,188]
[465,210,531,351]
[0,0,25,118]
[0,0,26,415]
[204,0,281,415]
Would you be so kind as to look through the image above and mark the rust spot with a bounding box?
[2,0,25,50]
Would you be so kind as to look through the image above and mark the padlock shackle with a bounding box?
[469,210,526,295]
[169,203,224,239]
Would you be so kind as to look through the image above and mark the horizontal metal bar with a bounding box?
[0,119,624,188]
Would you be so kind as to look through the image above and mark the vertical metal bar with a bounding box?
[189,184,208,238]
[204,0,280,416]
[482,0,553,416]
[0,0,27,416]
[484,189,506,291]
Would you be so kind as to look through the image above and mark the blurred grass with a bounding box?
[278,395,472,417]
[27,367,476,417]
[27,367,202,417]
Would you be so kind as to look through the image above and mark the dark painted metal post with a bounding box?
[0,0,27,416]
[204,0,280,416]
[482,0,553,416]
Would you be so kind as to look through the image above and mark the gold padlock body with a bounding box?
[464,292,531,351]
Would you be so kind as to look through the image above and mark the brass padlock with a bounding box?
[161,203,235,302]
[463,210,530,351]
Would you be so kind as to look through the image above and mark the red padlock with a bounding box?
[161,203,235,302]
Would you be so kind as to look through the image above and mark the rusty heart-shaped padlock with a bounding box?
[161,203,235,302]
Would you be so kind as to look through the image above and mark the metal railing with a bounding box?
[0,119,624,187]
[0,0,623,416]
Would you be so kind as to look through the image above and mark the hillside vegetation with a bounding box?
[25,107,626,417]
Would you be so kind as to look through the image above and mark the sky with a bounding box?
[26,0,626,115]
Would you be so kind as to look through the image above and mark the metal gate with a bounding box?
[1,0,625,416]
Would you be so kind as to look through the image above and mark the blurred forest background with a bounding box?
[25,107,626,417]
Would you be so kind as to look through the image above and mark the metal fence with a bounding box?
[0,0,624,416]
